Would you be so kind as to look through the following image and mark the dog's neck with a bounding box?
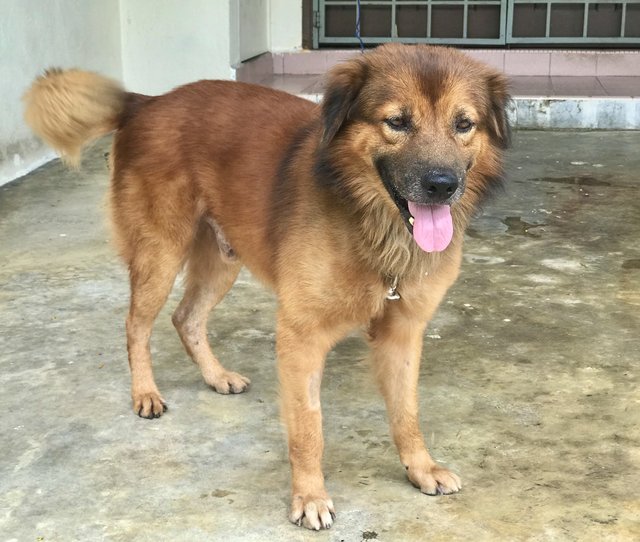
[352,199,437,284]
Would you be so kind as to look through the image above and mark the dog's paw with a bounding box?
[206,370,251,395]
[289,494,335,530]
[407,463,462,495]
[132,391,167,419]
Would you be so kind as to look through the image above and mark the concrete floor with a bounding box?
[1,131,639,541]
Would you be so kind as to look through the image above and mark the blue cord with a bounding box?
[355,0,365,52]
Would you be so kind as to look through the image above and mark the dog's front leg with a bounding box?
[368,302,462,496]
[276,317,336,530]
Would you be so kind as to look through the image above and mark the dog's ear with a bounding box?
[321,58,368,146]
[486,73,512,150]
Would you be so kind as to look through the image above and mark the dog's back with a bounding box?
[23,69,317,280]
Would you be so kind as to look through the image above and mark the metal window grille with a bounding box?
[508,0,640,43]
[313,0,640,46]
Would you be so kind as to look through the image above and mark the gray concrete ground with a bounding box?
[1,131,639,541]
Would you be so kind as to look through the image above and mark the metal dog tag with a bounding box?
[386,276,401,301]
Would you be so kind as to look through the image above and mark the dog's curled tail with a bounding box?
[23,68,126,167]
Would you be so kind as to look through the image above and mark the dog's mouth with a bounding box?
[379,173,454,253]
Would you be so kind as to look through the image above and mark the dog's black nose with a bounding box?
[421,169,459,203]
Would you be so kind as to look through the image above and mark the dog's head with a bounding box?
[320,44,511,253]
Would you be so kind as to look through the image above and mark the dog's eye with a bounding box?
[385,116,409,131]
[455,117,475,134]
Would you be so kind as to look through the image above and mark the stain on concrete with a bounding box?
[622,259,640,270]
[529,174,612,187]
[502,216,546,237]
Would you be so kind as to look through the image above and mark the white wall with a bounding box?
[120,0,234,95]
[119,0,301,94]
[1,0,303,185]
[270,0,302,52]
[0,0,122,185]
[236,0,270,63]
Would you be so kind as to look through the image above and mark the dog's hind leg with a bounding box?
[172,220,250,394]
[127,241,185,419]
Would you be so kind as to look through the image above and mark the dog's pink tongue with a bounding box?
[407,202,453,252]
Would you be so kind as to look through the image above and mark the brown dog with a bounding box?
[24,44,510,530]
